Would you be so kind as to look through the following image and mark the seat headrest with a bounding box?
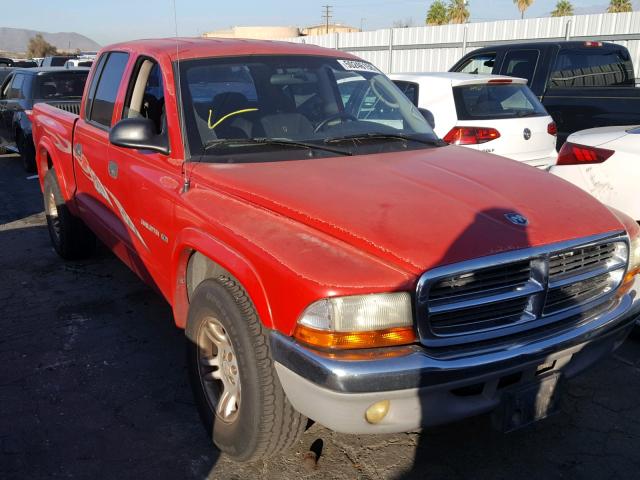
[211,92,250,115]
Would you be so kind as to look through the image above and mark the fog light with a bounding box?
[365,400,390,424]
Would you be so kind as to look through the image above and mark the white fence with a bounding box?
[284,12,640,77]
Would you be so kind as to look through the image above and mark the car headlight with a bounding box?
[294,292,416,349]
[628,230,640,279]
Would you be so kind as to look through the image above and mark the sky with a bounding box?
[2,0,636,46]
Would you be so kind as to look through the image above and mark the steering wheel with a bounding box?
[314,112,358,133]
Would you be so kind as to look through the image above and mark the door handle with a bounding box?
[108,160,118,179]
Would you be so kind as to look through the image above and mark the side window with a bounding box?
[455,53,496,75]
[550,48,635,88]
[501,50,539,85]
[87,52,129,128]
[392,80,419,106]
[123,59,166,136]
[7,74,25,100]
[1,75,14,99]
[84,54,107,118]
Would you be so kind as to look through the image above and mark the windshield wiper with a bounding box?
[325,132,445,147]
[203,137,352,156]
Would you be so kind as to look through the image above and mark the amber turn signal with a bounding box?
[293,324,417,350]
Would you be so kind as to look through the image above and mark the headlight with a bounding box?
[294,292,416,349]
[628,230,640,278]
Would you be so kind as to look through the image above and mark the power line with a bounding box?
[322,5,333,34]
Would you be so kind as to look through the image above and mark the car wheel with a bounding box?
[17,132,36,173]
[186,277,307,462]
[43,168,96,259]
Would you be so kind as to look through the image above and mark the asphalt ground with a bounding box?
[1,152,640,479]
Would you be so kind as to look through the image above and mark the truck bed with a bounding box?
[32,102,80,201]
[543,86,640,145]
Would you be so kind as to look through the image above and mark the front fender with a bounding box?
[171,227,273,330]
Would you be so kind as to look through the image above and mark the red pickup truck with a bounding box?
[32,38,640,462]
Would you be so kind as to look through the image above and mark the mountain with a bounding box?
[0,27,101,54]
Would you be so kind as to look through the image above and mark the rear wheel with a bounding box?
[17,131,36,173]
[43,169,95,259]
[186,277,307,462]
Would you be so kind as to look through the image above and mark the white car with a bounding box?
[550,126,640,222]
[390,72,558,168]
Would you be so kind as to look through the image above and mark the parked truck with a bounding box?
[32,38,640,462]
[450,41,640,146]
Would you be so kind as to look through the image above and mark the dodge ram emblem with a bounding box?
[505,213,529,226]
[523,128,532,140]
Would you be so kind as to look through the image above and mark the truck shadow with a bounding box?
[398,208,630,479]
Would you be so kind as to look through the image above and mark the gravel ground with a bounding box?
[1,152,640,479]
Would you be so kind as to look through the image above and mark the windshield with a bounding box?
[179,55,440,162]
[452,83,547,120]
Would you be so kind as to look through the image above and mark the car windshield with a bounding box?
[178,55,440,162]
[452,83,547,120]
[35,72,88,99]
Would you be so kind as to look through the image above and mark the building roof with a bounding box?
[105,37,356,62]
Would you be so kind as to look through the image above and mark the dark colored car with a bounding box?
[450,41,640,146]
[0,67,89,171]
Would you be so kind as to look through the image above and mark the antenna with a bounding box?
[171,0,190,193]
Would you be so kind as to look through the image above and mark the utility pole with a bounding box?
[322,5,333,34]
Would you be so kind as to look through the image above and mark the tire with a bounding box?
[17,132,36,173]
[186,277,307,462]
[43,168,96,259]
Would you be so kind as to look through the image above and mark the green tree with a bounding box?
[26,34,57,58]
[448,0,470,24]
[551,0,573,16]
[426,0,449,25]
[513,0,534,19]
[607,0,633,13]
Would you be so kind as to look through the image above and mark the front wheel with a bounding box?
[186,277,307,462]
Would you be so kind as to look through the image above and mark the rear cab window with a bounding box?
[500,50,540,85]
[550,47,635,88]
[453,83,547,120]
[455,52,496,75]
[85,51,129,128]
[35,72,88,100]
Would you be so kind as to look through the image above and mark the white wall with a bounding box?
[284,12,640,78]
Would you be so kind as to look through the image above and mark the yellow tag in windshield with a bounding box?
[208,108,259,130]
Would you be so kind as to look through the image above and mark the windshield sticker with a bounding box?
[337,59,381,74]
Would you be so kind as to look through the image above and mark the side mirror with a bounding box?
[109,117,169,155]
[419,108,435,129]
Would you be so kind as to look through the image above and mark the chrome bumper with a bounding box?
[272,278,640,434]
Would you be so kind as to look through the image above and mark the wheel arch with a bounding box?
[36,138,71,200]
[171,228,274,330]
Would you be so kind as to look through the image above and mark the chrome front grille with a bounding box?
[416,233,628,348]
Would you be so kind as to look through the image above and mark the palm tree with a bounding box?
[513,0,534,19]
[607,0,633,13]
[448,0,470,24]
[551,0,573,17]
[426,0,449,25]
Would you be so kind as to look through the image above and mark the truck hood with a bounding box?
[195,146,623,275]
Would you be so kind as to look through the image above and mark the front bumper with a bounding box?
[272,278,640,434]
